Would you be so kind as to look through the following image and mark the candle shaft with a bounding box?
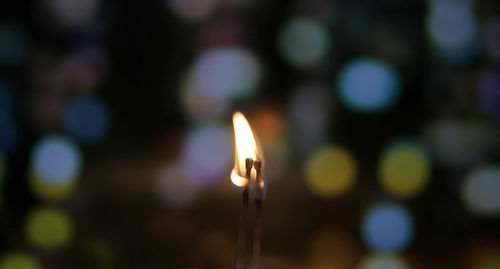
[236,158,254,269]
[252,160,262,269]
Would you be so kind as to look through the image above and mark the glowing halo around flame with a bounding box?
[231,111,263,187]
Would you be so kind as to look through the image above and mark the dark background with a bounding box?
[1,0,500,268]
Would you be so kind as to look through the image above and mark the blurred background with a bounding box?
[1,0,500,268]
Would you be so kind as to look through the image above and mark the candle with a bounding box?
[231,111,264,269]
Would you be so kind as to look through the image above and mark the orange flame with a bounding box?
[231,111,263,187]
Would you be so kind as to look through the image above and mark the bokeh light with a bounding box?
[336,57,401,113]
[378,139,431,198]
[304,145,357,198]
[155,162,201,208]
[182,47,261,121]
[253,106,285,142]
[191,47,260,98]
[426,0,478,62]
[29,170,78,202]
[0,23,28,65]
[166,0,217,22]
[43,0,99,29]
[475,257,500,269]
[423,119,493,166]
[287,83,332,159]
[277,16,330,69]
[181,74,230,121]
[359,253,408,269]
[306,228,357,269]
[477,70,500,117]
[25,206,74,250]
[182,124,232,185]
[467,244,500,269]
[31,135,81,185]
[63,96,110,143]
[253,106,288,183]
[361,202,414,251]
[461,165,500,217]
[29,135,82,201]
[0,252,41,269]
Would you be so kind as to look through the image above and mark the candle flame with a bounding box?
[231,111,262,187]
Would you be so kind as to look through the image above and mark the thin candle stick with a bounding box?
[236,158,253,269]
[252,160,262,269]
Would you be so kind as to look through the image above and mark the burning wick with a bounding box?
[232,112,264,269]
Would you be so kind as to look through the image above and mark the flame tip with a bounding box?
[231,111,261,187]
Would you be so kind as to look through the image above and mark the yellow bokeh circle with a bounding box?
[359,253,408,269]
[379,143,431,198]
[305,145,357,198]
[0,252,41,269]
[29,169,77,202]
[25,206,74,250]
[476,258,500,269]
